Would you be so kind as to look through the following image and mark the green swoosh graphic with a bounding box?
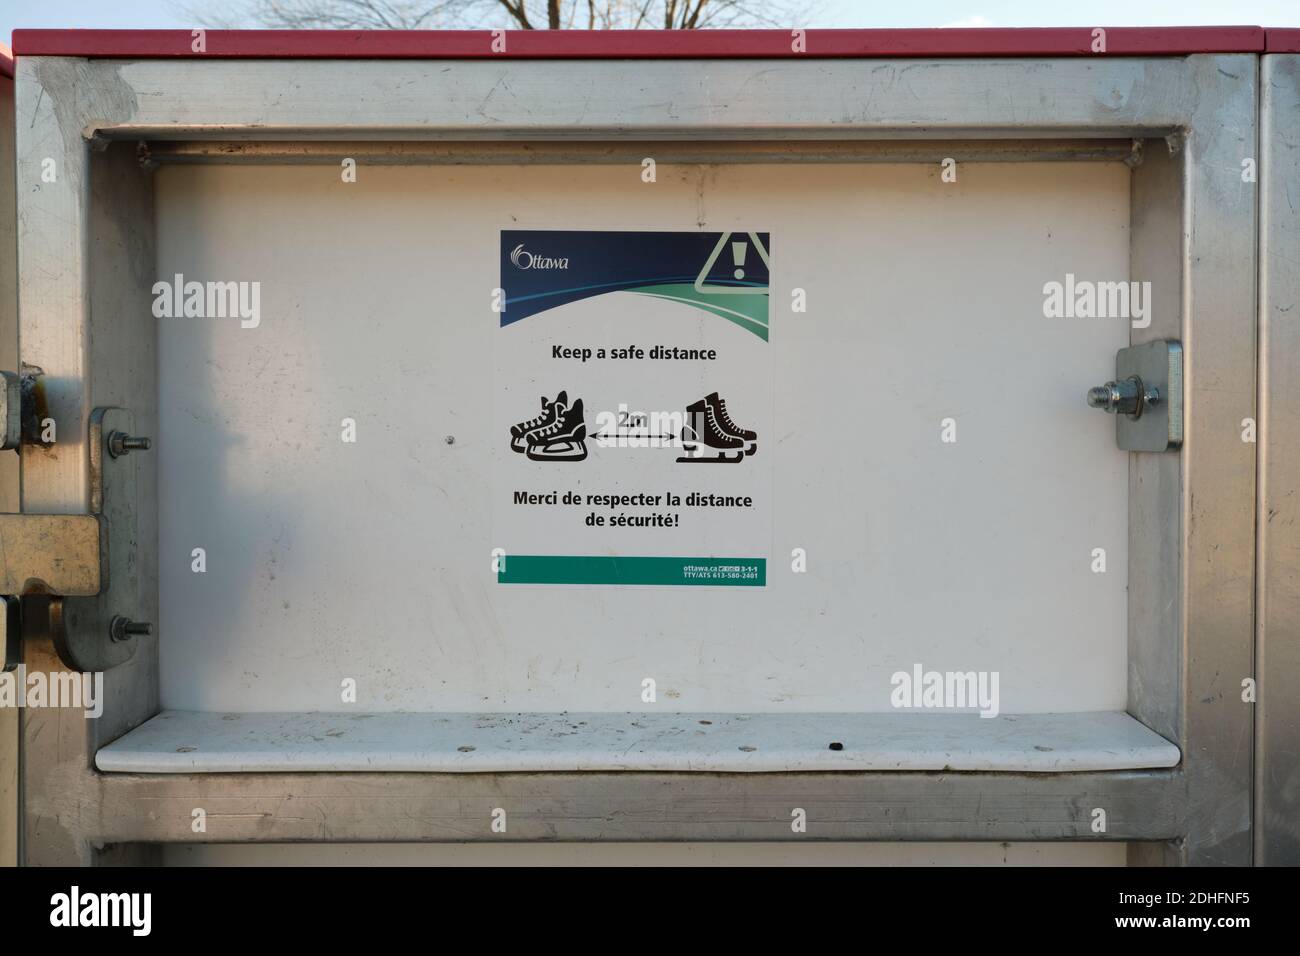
[625,283,769,341]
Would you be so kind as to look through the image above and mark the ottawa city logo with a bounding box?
[510,244,570,270]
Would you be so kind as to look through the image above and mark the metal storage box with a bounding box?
[2,27,1298,865]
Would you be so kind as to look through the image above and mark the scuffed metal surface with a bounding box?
[0,513,100,595]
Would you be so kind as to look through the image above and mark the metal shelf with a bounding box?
[97,710,1179,774]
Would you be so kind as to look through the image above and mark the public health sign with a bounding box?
[494,230,772,586]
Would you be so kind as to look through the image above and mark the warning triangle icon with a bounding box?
[693,232,771,296]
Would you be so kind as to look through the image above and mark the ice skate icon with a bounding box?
[510,391,567,453]
[509,390,588,462]
[677,392,757,463]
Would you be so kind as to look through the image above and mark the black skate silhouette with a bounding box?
[707,391,757,455]
[525,397,588,462]
[677,394,757,463]
[509,391,567,453]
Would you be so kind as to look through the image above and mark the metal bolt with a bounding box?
[108,431,151,458]
[1086,375,1159,420]
[445,435,455,445]
[1087,383,1122,411]
[110,615,152,643]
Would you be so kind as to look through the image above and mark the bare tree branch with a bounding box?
[176,0,814,31]
[494,0,533,28]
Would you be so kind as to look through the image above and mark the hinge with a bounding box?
[1,385,151,672]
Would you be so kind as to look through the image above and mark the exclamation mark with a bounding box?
[732,240,748,280]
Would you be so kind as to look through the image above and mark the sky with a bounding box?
[2,0,1299,47]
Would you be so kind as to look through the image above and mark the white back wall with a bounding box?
[155,161,1130,713]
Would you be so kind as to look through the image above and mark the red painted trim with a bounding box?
[1266,29,1300,53]
[11,27,1267,60]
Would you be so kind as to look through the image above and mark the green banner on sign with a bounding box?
[498,556,766,586]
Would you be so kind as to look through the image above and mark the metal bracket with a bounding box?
[1087,340,1183,452]
[1,403,150,672]
[0,371,21,450]
[0,512,105,672]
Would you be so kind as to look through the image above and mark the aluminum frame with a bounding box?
[13,54,1258,864]
[0,58,19,870]
[1257,53,1300,866]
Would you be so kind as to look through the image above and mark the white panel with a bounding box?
[156,161,1129,713]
